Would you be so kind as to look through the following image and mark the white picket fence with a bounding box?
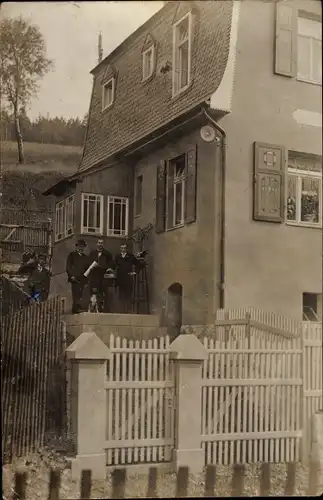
[99,314,321,468]
[104,336,175,466]
[201,334,303,465]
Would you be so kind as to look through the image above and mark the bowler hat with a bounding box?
[76,239,87,247]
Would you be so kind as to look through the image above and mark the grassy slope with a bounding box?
[1,141,83,212]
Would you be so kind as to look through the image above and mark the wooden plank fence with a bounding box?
[1,295,65,462]
[7,460,321,499]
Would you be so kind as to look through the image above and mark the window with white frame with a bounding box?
[81,193,103,234]
[172,154,186,227]
[286,152,322,227]
[102,78,115,110]
[172,12,192,96]
[107,196,129,237]
[297,15,322,85]
[142,46,155,80]
[55,195,75,242]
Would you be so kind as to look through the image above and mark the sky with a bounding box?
[2,1,163,120]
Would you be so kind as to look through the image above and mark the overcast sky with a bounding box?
[2,1,163,120]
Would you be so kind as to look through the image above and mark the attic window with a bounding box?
[142,45,155,80]
[102,77,115,110]
[172,12,193,96]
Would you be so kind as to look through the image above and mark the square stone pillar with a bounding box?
[169,333,208,473]
[66,331,111,480]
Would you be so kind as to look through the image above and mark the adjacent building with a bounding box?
[45,0,322,324]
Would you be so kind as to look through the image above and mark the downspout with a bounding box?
[201,108,226,310]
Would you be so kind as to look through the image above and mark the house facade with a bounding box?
[46,0,322,325]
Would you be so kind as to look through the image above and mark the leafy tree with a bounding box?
[0,16,53,163]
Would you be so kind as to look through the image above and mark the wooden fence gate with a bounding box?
[104,335,175,467]
[1,295,65,462]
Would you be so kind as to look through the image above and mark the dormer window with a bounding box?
[102,77,115,110]
[142,45,155,81]
[172,12,192,96]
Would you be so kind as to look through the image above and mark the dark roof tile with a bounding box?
[79,0,233,173]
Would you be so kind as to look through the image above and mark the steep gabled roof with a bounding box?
[79,0,233,173]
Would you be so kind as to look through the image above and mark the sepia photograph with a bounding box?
[1,0,322,498]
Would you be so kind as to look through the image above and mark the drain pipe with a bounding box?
[201,108,227,310]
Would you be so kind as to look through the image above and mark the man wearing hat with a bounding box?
[18,251,51,302]
[66,239,90,314]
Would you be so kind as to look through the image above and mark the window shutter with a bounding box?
[155,160,166,233]
[275,1,297,77]
[166,160,175,230]
[184,146,197,224]
[253,142,286,223]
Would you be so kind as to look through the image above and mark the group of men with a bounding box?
[66,238,139,314]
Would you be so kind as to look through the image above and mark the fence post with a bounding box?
[169,332,208,473]
[66,331,110,480]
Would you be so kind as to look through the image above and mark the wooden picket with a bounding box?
[8,460,321,499]
[104,334,175,466]
[201,331,303,465]
[302,322,323,459]
[1,295,65,462]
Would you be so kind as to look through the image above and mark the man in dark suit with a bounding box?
[18,251,51,302]
[88,238,114,312]
[115,243,138,313]
[66,239,89,314]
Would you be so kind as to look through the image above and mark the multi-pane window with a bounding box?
[65,195,74,236]
[172,155,186,227]
[55,195,75,242]
[286,153,322,227]
[173,13,192,96]
[297,15,322,85]
[102,78,115,110]
[135,175,143,217]
[107,196,129,237]
[142,46,155,80]
[81,193,103,234]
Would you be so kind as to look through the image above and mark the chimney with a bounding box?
[98,32,103,64]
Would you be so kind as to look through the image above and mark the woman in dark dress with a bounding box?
[114,243,138,313]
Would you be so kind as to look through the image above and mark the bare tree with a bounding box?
[0,17,53,163]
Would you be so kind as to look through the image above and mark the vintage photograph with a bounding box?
[1,0,322,498]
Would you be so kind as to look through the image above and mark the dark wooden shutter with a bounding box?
[253,142,286,223]
[275,1,297,77]
[166,160,175,230]
[184,146,197,224]
[155,160,166,233]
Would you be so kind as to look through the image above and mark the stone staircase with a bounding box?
[64,312,167,344]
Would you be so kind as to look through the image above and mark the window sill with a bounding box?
[166,223,185,232]
[81,230,104,236]
[286,221,322,230]
[172,80,193,101]
[54,233,74,244]
[296,76,322,87]
[141,72,155,84]
[106,233,129,238]
[101,101,115,113]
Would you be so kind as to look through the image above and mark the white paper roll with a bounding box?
[83,260,98,277]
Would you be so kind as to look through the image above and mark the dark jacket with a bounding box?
[66,251,90,282]
[88,249,113,274]
[115,253,138,288]
[20,261,51,298]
